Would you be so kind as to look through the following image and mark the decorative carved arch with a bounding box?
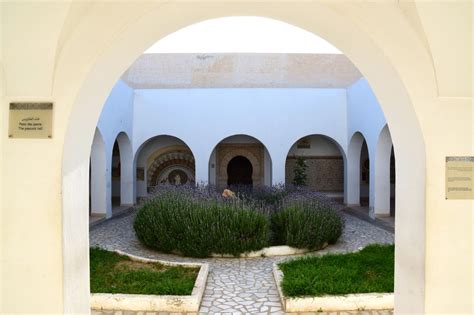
[147,151,195,187]
[219,148,261,186]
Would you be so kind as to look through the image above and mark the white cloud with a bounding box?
[145,16,342,54]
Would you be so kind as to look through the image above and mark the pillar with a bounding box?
[117,133,134,205]
[371,126,393,217]
[271,155,286,186]
[90,129,111,218]
[194,155,209,186]
[346,133,366,205]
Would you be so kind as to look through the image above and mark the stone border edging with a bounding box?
[210,245,315,258]
[90,250,209,312]
[273,263,394,312]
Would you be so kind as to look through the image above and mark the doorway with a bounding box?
[227,156,253,187]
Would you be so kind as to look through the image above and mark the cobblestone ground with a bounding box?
[90,209,394,315]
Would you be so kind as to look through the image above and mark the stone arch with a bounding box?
[133,135,196,195]
[147,151,195,187]
[220,148,261,186]
[209,134,271,188]
[60,9,428,313]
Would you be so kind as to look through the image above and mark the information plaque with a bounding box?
[446,156,474,200]
[8,103,53,139]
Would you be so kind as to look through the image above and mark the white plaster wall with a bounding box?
[132,88,348,185]
[95,80,390,204]
[95,85,391,197]
[347,78,388,154]
[93,80,134,205]
[346,78,389,208]
[97,80,134,154]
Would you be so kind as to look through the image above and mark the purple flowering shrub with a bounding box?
[134,185,270,257]
[134,184,343,257]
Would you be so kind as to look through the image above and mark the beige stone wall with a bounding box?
[286,157,344,191]
[122,53,361,89]
[216,143,264,188]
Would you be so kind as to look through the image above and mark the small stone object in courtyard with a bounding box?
[222,189,236,199]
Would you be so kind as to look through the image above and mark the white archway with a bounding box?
[209,134,272,188]
[286,134,346,194]
[372,125,394,217]
[60,8,427,314]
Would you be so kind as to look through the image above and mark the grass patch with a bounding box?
[90,247,199,295]
[279,244,394,297]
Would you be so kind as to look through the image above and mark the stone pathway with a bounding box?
[92,311,394,315]
[90,209,394,315]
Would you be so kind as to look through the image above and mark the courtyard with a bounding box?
[90,194,394,314]
[1,2,472,315]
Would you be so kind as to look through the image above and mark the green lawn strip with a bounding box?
[90,247,199,295]
[278,244,394,297]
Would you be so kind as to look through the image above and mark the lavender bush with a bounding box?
[134,185,270,257]
[134,184,343,257]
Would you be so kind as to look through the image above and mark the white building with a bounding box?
[91,53,394,220]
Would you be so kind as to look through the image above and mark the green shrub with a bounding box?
[134,189,269,257]
[292,156,308,186]
[134,185,344,257]
[271,198,344,249]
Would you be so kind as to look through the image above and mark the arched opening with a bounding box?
[106,132,134,217]
[111,139,121,208]
[227,156,253,187]
[60,11,427,314]
[286,135,345,200]
[209,134,271,189]
[360,140,370,207]
[390,148,396,217]
[346,132,370,207]
[133,135,195,199]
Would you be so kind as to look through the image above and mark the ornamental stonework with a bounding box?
[216,143,264,188]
